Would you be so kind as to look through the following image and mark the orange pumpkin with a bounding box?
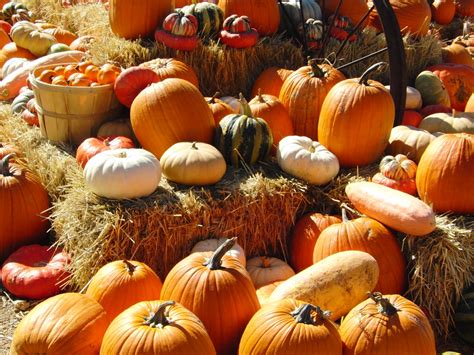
[43,27,78,46]
[109,0,172,39]
[279,60,345,140]
[140,57,199,88]
[455,0,474,16]
[340,293,436,355]
[218,0,280,36]
[10,293,109,354]
[416,133,473,214]
[0,42,35,69]
[249,91,294,151]
[69,35,94,52]
[289,212,341,273]
[318,62,395,167]
[239,299,342,354]
[442,43,473,67]
[401,110,423,127]
[465,93,474,112]
[431,0,456,25]
[206,93,234,124]
[251,67,293,98]
[131,78,215,158]
[0,28,11,48]
[0,142,21,160]
[100,300,216,354]
[160,238,260,354]
[256,281,282,306]
[322,0,369,26]
[313,209,406,295]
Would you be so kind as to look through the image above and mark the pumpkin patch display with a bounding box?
[85,260,163,322]
[416,133,473,214]
[372,154,417,195]
[215,94,273,167]
[340,293,436,355]
[219,15,259,49]
[114,66,160,107]
[239,299,342,355]
[10,293,109,354]
[191,237,246,266]
[419,111,474,134]
[1,58,28,79]
[83,148,162,200]
[100,300,216,354]
[0,154,49,262]
[160,142,226,186]
[180,2,224,39]
[43,26,77,46]
[251,67,293,98]
[155,12,199,51]
[161,238,260,354]
[76,136,135,168]
[318,62,395,167]
[276,135,339,185]
[1,244,70,299]
[246,256,295,289]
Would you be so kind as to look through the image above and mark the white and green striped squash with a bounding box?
[180,2,224,38]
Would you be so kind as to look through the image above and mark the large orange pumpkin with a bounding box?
[140,58,199,88]
[43,27,78,46]
[340,293,436,354]
[160,238,260,355]
[218,0,280,36]
[416,133,473,214]
[313,209,406,295]
[85,260,163,322]
[0,42,35,69]
[239,299,342,354]
[109,0,172,39]
[431,0,456,25]
[251,67,293,98]
[322,0,369,26]
[318,62,395,167]
[130,78,215,158]
[428,63,474,111]
[289,212,341,273]
[10,293,109,354]
[368,0,431,37]
[279,60,345,140]
[100,300,216,354]
[0,154,49,262]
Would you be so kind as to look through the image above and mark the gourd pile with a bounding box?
[0,0,473,353]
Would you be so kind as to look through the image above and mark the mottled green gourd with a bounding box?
[180,2,224,38]
[215,94,273,167]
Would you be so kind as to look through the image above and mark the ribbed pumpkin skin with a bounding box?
[415,70,451,107]
[466,93,474,112]
[100,300,216,355]
[416,133,473,214]
[206,95,234,124]
[218,0,280,36]
[10,293,109,354]
[0,161,49,262]
[239,299,342,355]
[279,63,345,140]
[313,215,406,295]
[340,294,436,355]
[85,260,163,322]
[318,77,395,167]
[251,67,293,98]
[215,112,273,167]
[131,79,215,159]
[109,0,172,39]
[140,58,199,87]
[160,252,260,355]
[386,125,437,163]
[442,44,473,67]
[289,213,341,273]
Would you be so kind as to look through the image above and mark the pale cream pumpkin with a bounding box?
[419,111,474,134]
[191,237,246,266]
[160,142,226,186]
[386,125,437,163]
[385,85,422,110]
[246,256,295,289]
[276,135,339,185]
[83,148,161,200]
[10,21,57,57]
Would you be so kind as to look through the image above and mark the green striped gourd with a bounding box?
[215,94,273,167]
[180,2,224,38]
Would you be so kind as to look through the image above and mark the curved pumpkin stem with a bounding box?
[341,208,349,223]
[291,304,330,325]
[358,62,388,86]
[145,300,175,328]
[123,260,136,275]
[208,92,221,104]
[204,237,237,270]
[191,142,198,150]
[261,256,271,268]
[257,88,264,103]
[368,292,398,317]
[238,93,253,117]
[308,58,325,78]
[0,153,15,177]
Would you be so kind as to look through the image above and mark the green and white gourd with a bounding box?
[179,2,224,38]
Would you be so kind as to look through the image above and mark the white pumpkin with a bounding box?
[220,96,241,113]
[385,85,422,110]
[276,135,339,185]
[191,237,246,266]
[419,111,474,134]
[160,142,226,186]
[246,256,295,289]
[1,58,28,79]
[83,148,161,200]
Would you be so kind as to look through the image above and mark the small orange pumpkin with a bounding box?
[251,67,293,98]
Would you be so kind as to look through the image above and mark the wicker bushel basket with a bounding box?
[29,63,122,146]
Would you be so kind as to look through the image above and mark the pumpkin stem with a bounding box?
[341,208,349,223]
[145,300,175,328]
[0,153,15,177]
[123,260,136,275]
[291,304,330,325]
[103,137,111,146]
[209,92,220,104]
[257,88,264,103]
[358,62,387,86]
[368,292,398,317]
[261,256,271,268]
[191,142,198,150]
[308,58,325,78]
[204,237,237,270]
[239,93,253,117]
